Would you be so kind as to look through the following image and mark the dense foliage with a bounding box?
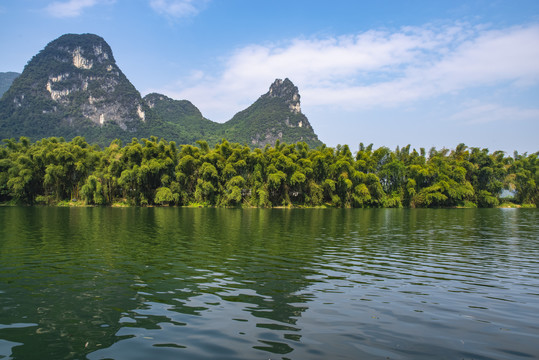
[1,136,537,208]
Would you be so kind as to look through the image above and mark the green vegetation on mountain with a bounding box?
[1,137,536,208]
[0,72,19,98]
[143,93,222,144]
[0,33,322,148]
[222,79,321,147]
[144,79,322,149]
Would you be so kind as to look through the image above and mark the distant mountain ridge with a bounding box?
[0,72,20,98]
[0,33,322,148]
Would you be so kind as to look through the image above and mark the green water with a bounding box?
[0,207,538,359]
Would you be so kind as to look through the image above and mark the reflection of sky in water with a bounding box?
[0,339,23,359]
[0,324,37,359]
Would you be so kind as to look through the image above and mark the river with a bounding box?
[0,207,538,359]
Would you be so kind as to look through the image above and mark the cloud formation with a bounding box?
[166,23,539,122]
[45,0,112,18]
[149,0,208,18]
[450,103,539,125]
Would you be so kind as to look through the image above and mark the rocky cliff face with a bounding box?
[0,34,147,140]
[263,78,302,115]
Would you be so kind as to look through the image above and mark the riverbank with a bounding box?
[1,200,535,208]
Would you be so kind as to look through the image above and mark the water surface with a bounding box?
[0,207,538,359]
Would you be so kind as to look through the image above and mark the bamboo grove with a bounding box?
[0,136,537,207]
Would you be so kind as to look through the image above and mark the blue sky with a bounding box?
[1,0,538,153]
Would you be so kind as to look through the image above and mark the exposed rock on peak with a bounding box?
[263,78,301,114]
[49,34,114,69]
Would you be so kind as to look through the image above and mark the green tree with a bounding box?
[154,186,177,205]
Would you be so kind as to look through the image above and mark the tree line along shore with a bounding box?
[0,136,537,208]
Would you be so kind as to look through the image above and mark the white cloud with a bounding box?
[45,0,113,18]
[449,103,539,125]
[149,0,208,18]
[164,23,539,122]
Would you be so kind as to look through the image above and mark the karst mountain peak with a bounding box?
[264,78,302,115]
[0,33,321,148]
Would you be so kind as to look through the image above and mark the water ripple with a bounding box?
[1,207,538,359]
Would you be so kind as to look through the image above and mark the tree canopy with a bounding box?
[1,137,537,208]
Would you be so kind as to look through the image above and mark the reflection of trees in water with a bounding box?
[122,208,368,355]
[0,207,142,359]
[2,207,533,359]
[121,207,538,358]
[134,209,323,331]
[0,207,332,358]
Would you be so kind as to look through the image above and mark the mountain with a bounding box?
[221,78,321,147]
[143,93,222,144]
[0,33,322,148]
[0,33,159,144]
[0,72,20,98]
[146,79,322,148]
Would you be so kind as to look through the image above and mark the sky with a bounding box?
[1,0,538,153]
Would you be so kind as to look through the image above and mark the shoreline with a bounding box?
[1,201,534,209]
